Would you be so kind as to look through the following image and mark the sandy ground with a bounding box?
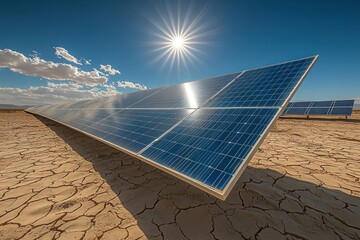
[0,111,359,240]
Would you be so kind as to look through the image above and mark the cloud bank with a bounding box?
[54,47,82,65]
[0,82,119,105]
[0,49,107,86]
[0,48,149,105]
[100,64,120,75]
[118,81,148,91]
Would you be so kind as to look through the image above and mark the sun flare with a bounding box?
[147,3,212,72]
[172,36,185,50]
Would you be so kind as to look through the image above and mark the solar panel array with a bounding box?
[283,99,354,116]
[26,56,318,200]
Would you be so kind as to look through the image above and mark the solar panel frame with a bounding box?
[26,55,318,200]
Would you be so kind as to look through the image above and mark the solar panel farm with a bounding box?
[0,56,359,239]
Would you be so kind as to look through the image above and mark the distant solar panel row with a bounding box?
[283,100,354,116]
[26,56,318,200]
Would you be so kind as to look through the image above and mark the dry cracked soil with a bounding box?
[0,111,359,240]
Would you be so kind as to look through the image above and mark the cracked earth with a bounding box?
[0,111,359,240]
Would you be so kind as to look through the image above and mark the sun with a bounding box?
[147,2,212,72]
[172,36,185,50]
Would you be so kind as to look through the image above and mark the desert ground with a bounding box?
[0,110,359,240]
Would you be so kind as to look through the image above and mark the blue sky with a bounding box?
[0,0,359,105]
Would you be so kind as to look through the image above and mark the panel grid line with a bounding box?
[137,71,245,155]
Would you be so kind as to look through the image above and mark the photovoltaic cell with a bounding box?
[284,107,308,115]
[333,100,354,107]
[61,109,122,131]
[141,108,278,190]
[291,102,311,108]
[312,101,332,107]
[307,107,330,115]
[330,107,353,115]
[205,57,314,108]
[86,109,193,153]
[26,56,318,199]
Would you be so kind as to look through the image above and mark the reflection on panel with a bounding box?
[131,73,241,108]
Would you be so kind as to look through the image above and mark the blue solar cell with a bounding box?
[312,101,333,107]
[291,102,312,108]
[141,108,278,190]
[60,109,121,131]
[130,73,241,108]
[333,100,354,107]
[285,107,308,115]
[85,109,193,153]
[205,57,315,108]
[330,107,353,115]
[307,108,330,115]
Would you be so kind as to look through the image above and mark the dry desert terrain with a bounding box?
[0,111,359,239]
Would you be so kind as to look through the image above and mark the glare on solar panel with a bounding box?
[131,72,241,109]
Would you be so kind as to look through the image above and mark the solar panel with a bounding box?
[283,99,354,117]
[26,56,318,200]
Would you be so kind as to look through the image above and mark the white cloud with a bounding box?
[118,81,148,91]
[85,59,91,65]
[0,49,107,86]
[0,82,119,106]
[54,47,82,65]
[100,64,120,75]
